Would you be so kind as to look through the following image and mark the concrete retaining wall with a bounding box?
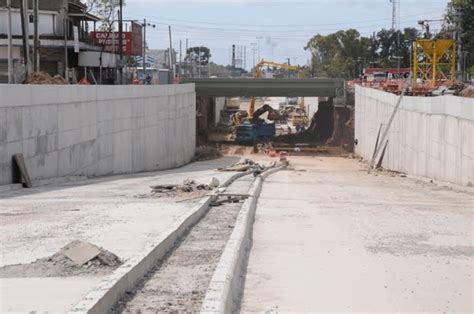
[0,84,196,185]
[355,85,474,186]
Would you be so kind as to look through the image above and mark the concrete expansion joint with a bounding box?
[200,167,282,314]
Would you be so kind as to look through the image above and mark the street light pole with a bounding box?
[141,19,155,84]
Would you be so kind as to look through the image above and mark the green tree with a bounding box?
[305,27,419,78]
[305,29,376,78]
[444,0,474,72]
[185,46,211,66]
[376,28,419,68]
[85,0,124,30]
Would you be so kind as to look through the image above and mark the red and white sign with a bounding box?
[90,32,131,54]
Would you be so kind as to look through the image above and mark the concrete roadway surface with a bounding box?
[0,157,240,312]
[242,156,473,313]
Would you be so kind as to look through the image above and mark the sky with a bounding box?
[121,0,450,69]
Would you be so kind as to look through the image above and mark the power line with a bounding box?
[125,9,445,29]
[129,17,442,36]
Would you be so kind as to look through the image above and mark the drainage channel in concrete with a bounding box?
[112,175,255,313]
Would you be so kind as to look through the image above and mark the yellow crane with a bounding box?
[248,60,305,118]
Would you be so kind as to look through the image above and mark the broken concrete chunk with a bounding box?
[61,240,101,266]
[209,177,220,188]
[183,179,196,186]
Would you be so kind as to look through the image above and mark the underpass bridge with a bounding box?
[182,78,346,97]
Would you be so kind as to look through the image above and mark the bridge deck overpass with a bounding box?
[182,78,345,97]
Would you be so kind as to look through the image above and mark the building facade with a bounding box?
[0,0,122,83]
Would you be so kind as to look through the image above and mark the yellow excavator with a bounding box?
[248,60,305,117]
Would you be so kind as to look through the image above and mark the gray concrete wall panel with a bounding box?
[355,85,474,186]
[0,84,196,185]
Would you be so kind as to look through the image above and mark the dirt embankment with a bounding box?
[275,94,355,152]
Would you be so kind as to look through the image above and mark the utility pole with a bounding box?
[243,46,246,70]
[198,46,201,78]
[141,20,155,84]
[208,55,211,77]
[456,8,462,81]
[168,25,174,80]
[118,0,123,84]
[142,19,146,84]
[7,0,13,83]
[389,0,400,74]
[185,38,188,77]
[250,42,257,74]
[256,36,262,62]
[390,0,399,31]
[20,0,31,76]
[231,44,236,68]
[63,0,68,79]
[462,51,468,81]
[179,40,182,77]
[33,0,39,72]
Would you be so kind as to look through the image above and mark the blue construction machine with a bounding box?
[236,104,281,144]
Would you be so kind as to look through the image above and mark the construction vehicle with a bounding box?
[235,60,308,144]
[248,60,306,119]
[236,104,282,144]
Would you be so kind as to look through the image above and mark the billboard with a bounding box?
[131,22,143,56]
[91,23,142,56]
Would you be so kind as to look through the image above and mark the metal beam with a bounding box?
[182,78,345,97]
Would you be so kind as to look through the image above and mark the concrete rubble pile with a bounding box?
[0,240,122,278]
[218,158,269,172]
[150,178,220,196]
[460,85,474,98]
[422,82,474,98]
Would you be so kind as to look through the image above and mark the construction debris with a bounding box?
[460,85,474,98]
[432,85,456,96]
[193,145,223,162]
[0,240,121,278]
[149,177,220,197]
[218,158,266,172]
[25,71,68,85]
[211,194,249,207]
[62,240,102,266]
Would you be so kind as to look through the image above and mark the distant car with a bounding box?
[373,72,387,81]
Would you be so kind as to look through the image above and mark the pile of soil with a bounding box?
[25,71,68,84]
[460,86,474,98]
[193,146,222,162]
[276,98,355,153]
[0,241,121,278]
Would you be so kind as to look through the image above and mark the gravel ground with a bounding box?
[114,176,254,313]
